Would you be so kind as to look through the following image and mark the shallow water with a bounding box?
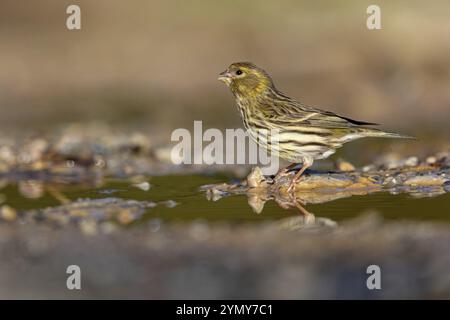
[1,174,450,224]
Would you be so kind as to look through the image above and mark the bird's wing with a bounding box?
[274,101,379,128]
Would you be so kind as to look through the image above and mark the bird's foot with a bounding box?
[275,163,299,181]
[274,168,288,181]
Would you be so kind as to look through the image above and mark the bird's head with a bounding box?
[218,62,274,98]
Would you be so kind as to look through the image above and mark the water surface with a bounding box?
[2,175,450,224]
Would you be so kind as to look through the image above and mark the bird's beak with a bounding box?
[218,70,232,83]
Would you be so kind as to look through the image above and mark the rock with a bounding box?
[403,175,448,187]
[293,175,354,190]
[133,181,151,191]
[79,219,98,235]
[161,200,178,208]
[19,138,49,164]
[117,210,135,225]
[0,205,17,221]
[426,156,437,165]
[128,132,152,153]
[337,160,356,172]
[404,156,419,167]
[16,198,157,230]
[443,181,450,192]
[0,145,16,166]
[362,164,376,172]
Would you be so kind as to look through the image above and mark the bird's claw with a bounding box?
[274,169,288,181]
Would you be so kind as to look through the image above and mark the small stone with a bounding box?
[294,175,353,190]
[66,160,76,168]
[99,221,118,234]
[385,161,400,170]
[404,175,448,187]
[153,146,173,163]
[426,156,437,165]
[133,181,151,191]
[0,145,16,165]
[79,219,98,235]
[123,165,135,175]
[161,200,178,208]
[130,133,151,149]
[337,160,355,172]
[95,157,106,168]
[0,205,17,221]
[443,181,450,192]
[404,156,419,167]
[117,210,135,225]
[362,165,375,172]
[70,209,89,218]
[30,161,46,170]
[383,176,399,187]
[26,138,49,162]
[353,176,378,188]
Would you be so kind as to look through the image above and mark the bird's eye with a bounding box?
[236,69,243,75]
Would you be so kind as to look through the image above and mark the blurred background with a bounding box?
[0,0,449,144]
[1,2,450,299]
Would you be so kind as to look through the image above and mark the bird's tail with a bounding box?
[361,128,416,139]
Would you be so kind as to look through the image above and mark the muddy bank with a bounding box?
[0,214,449,299]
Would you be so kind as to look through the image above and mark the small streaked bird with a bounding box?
[218,62,413,192]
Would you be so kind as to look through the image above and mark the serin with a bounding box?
[218,62,413,192]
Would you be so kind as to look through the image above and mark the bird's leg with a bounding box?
[287,158,313,194]
[275,163,298,179]
[293,198,316,225]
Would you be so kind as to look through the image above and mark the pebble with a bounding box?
[79,219,98,235]
[293,175,354,190]
[133,181,151,191]
[426,156,437,165]
[99,221,118,234]
[403,175,448,187]
[443,181,450,192]
[0,205,17,221]
[117,210,135,225]
[161,200,178,208]
[404,156,419,167]
[337,160,355,172]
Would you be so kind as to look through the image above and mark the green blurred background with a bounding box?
[0,0,449,140]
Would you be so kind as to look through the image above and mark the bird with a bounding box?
[218,62,413,193]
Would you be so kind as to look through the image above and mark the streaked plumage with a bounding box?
[218,62,412,192]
